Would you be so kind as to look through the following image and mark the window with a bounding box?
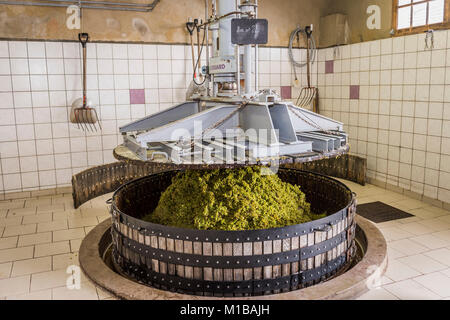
[393,0,450,34]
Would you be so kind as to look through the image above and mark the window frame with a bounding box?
[392,0,450,36]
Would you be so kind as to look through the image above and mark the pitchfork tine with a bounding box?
[308,89,313,105]
[301,90,308,106]
[85,110,93,132]
[75,109,84,131]
[83,109,91,132]
[297,88,305,105]
[74,109,81,130]
[296,93,302,106]
[81,110,89,132]
[87,109,95,132]
[76,109,85,131]
[77,109,84,131]
[298,93,305,106]
[93,108,101,130]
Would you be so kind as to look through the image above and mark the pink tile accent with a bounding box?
[325,60,334,74]
[130,89,145,104]
[281,86,292,99]
[350,85,360,100]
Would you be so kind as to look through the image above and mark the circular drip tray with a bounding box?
[80,215,387,300]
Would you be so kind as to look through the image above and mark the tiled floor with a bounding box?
[0,192,114,300]
[0,180,449,300]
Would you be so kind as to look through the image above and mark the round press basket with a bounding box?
[110,168,357,296]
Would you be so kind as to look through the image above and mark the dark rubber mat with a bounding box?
[356,201,414,223]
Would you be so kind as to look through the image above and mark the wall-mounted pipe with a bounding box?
[254,0,258,91]
[205,0,210,96]
[0,0,160,12]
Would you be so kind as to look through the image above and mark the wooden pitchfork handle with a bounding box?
[305,26,312,88]
[78,33,89,108]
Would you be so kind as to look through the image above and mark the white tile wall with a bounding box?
[318,30,450,205]
[0,40,311,195]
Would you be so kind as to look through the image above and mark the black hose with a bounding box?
[192,26,207,86]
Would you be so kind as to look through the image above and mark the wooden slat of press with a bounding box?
[120,222,127,237]
[332,223,338,260]
[183,240,194,295]
[223,243,233,297]
[193,241,203,296]
[243,242,253,293]
[151,235,159,273]
[132,229,139,265]
[282,237,291,292]
[291,236,300,287]
[342,217,347,256]
[337,220,344,257]
[307,232,315,268]
[167,238,175,276]
[142,233,152,276]
[314,230,321,266]
[313,231,321,276]
[326,227,334,276]
[156,236,167,290]
[320,236,327,280]
[298,234,307,274]
[272,240,282,294]
[213,242,223,297]
[203,241,213,296]
[138,231,145,245]
[184,240,193,280]
[314,231,325,283]
[263,240,272,295]
[175,239,184,278]
[137,231,146,266]
[334,222,340,259]
[158,237,167,274]
[253,241,263,294]
[233,242,243,297]
[233,243,243,281]
[306,232,315,287]
[193,241,203,280]
[128,227,135,264]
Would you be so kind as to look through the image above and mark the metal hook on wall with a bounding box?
[425,29,434,50]
[333,46,340,60]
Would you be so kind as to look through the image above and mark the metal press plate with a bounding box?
[113,143,350,169]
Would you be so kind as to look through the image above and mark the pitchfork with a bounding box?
[296,26,317,109]
[70,33,101,132]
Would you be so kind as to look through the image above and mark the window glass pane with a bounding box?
[399,0,411,5]
[429,0,445,24]
[412,3,427,27]
[398,6,412,29]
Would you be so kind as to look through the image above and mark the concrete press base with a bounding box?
[79,215,387,300]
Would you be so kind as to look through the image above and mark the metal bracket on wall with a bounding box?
[0,0,160,12]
